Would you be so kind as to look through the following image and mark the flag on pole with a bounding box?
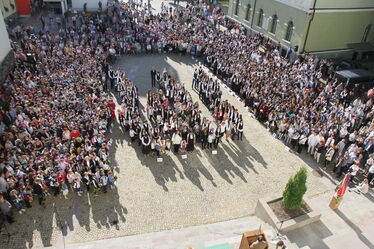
[335,173,351,201]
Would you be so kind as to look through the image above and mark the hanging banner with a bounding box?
[15,0,31,16]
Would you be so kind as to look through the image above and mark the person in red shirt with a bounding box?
[107,101,116,111]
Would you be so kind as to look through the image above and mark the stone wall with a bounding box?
[0,50,14,85]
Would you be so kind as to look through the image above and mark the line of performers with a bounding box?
[112,68,244,157]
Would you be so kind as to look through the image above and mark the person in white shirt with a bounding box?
[324,143,336,168]
[172,130,182,153]
[348,143,359,154]
[314,134,325,163]
[286,126,295,144]
[336,139,346,154]
[339,126,348,139]
[297,133,308,153]
[349,178,369,194]
[207,130,215,149]
[325,135,335,148]
[307,131,319,155]
[348,162,360,182]
[348,130,359,144]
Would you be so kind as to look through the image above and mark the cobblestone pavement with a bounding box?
[1,54,330,249]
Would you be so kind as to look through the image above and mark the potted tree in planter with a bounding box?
[282,167,307,209]
[255,167,321,232]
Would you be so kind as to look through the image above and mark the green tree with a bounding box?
[282,167,308,209]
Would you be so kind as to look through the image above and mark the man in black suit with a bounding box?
[33,179,45,206]
[151,69,156,87]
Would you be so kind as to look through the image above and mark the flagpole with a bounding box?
[329,173,351,210]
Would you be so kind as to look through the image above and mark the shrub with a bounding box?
[282,167,307,209]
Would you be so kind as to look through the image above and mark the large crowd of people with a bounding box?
[0,1,237,225]
[157,1,373,186]
[200,26,374,184]
[145,2,373,187]
[1,0,373,228]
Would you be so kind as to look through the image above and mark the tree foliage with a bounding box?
[282,167,308,209]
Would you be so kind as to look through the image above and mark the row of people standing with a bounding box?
[193,69,244,141]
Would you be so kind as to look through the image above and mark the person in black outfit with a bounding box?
[237,118,244,141]
[40,15,45,29]
[187,132,195,152]
[151,69,156,87]
[51,178,60,196]
[231,124,238,140]
[200,128,208,149]
[214,127,223,148]
[82,172,91,192]
[102,75,107,91]
[109,69,116,89]
[155,72,161,88]
[192,69,198,89]
[33,179,45,206]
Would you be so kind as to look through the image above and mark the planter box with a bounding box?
[255,196,321,233]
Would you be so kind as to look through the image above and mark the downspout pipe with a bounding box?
[250,0,257,32]
[302,0,317,53]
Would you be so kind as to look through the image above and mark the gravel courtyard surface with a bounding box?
[1,55,329,249]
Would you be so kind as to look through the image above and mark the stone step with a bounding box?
[47,216,289,249]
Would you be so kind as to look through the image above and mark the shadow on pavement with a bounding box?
[284,220,332,249]
[113,54,270,191]
[335,209,374,249]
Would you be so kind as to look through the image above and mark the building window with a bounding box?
[234,0,240,16]
[245,4,251,21]
[362,24,371,42]
[257,9,264,27]
[270,15,277,33]
[285,21,293,41]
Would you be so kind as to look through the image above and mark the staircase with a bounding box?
[51,215,299,249]
[176,216,298,249]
